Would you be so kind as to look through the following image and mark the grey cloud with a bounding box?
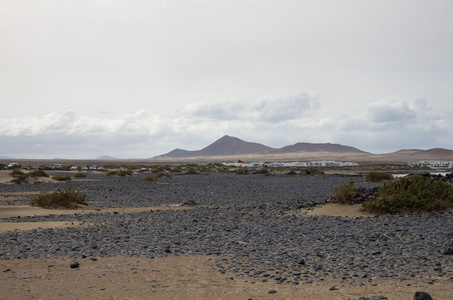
[252,92,319,123]
[367,100,417,123]
[180,102,238,120]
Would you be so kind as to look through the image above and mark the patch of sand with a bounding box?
[0,205,193,232]
[304,203,453,218]
[305,203,376,218]
[0,221,92,233]
[0,257,451,300]
[0,205,192,219]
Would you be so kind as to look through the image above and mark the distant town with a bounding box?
[224,160,453,169]
[223,161,359,168]
[408,160,453,169]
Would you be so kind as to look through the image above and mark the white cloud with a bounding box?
[0,92,452,158]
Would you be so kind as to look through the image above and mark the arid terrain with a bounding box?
[1,164,452,300]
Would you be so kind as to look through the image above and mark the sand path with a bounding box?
[1,256,451,300]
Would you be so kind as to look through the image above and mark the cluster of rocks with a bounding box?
[1,173,452,291]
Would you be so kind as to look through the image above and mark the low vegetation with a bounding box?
[52,176,71,181]
[333,179,357,203]
[74,172,87,178]
[362,175,453,213]
[141,175,158,183]
[107,170,133,176]
[365,171,393,182]
[30,185,88,209]
[156,172,166,178]
[9,169,49,184]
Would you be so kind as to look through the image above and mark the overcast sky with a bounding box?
[1,0,452,159]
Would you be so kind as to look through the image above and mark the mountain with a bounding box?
[96,155,119,160]
[155,135,367,158]
[198,135,274,156]
[155,136,274,158]
[276,142,368,154]
[384,148,453,159]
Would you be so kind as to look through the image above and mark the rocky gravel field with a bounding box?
[1,172,452,288]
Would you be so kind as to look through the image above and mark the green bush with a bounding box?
[362,175,453,213]
[74,172,87,178]
[365,171,393,182]
[333,179,357,203]
[141,175,158,183]
[52,176,72,181]
[30,185,88,209]
[107,171,117,176]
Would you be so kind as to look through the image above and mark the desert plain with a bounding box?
[0,162,453,300]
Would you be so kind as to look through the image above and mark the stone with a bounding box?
[413,291,433,300]
[443,247,453,255]
[70,262,80,269]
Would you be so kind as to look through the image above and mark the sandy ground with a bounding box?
[1,256,452,300]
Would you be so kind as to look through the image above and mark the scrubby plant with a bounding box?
[333,179,357,203]
[156,172,166,178]
[171,166,183,173]
[141,175,158,183]
[30,185,87,209]
[365,171,393,182]
[362,175,453,213]
[116,170,133,176]
[9,170,28,184]
[28,170,49,178]
[52,176,72,181]
[236,168,248,175]
[74,172,87,178]
[9,169,51,184]
[106,170,133,176]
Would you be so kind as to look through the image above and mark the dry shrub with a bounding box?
[74,172,87,178]
[141,175,158,183]
[30,185,87,209]
[52,176,71,181]
[333,179,357,203]
[365,171,393,182]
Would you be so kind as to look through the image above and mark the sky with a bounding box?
[1,0,452,159]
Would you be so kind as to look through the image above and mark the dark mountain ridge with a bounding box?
[155,135,368,158]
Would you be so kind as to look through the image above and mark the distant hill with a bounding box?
[0,156,15,159]
[96,155,119,160]
[383,148,453,160]
[156,136,274,158]
[276,142,368,154]
[155,135,368,158]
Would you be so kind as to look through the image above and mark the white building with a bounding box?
[409,161,453,169]
[223,161,358,168]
